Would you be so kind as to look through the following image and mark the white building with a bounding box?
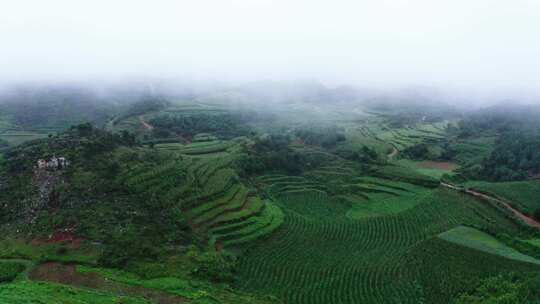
[36,156,69,170]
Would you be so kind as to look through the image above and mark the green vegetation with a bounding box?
[294,123,346,148]
[236,189,536,304]
[3,89,540,304]
[438,226,540,265]
[405,237,540,303]
[0,131,49,146]
[0,261,26,282]
[373,164,439,187]
[454,272,540,304]
[465,180,540,215]
[149,111,251,140]
[454,105,540,181]
[0,280,152,304]
[0,137,10,149]
[345,178,432,219]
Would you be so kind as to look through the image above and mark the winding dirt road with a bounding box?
[139,115,154,130]
[441,182,540,229]
[387,146,398,160]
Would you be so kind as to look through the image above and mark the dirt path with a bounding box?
[29,262,187,304]
[139,115,154,131]
[387,146,398,160]
[441,182,540,229]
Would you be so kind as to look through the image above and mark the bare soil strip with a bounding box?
[139,115,154,130]
[387,147,398,160]
[419,161,458,170]
[441,183,540,229]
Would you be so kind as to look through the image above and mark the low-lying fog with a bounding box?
[1,0,539,106]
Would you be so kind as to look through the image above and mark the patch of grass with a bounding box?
[0,280,151,304]
[526,239,540,248]
[438,226,540,265]
[0,240,99,264]
[76,263,279,304]
[77,265,210,299]
[373,164,439,187]
[346,188,432,219]
[0,131,49,146]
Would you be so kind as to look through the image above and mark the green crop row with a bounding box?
[236,188,531,304]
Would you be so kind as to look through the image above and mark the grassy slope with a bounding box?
[0,280,151,304]
[405,237,540,304]
[438,226,540,265]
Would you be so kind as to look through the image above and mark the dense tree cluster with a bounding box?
[294,125,345,148]
[455,272,540,304]
[402,143,430,160]
[114,96,170,123]
[0,138,8,149]
[457,104,540,138]
[237,134,304,175]
[0,87,114,130]
[150,112,250,139]
[480,132,540,181]
[440,104,540,181]
[337,145,379,164]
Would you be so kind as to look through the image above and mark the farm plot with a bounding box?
[0,131,49,146]
[396,159,457,179]
[373,164,439,187]
[405,237,540,304]
[343,177,432,219]
[155,138,245,156]
[337,117,450,162]
[118,148,283,250]
[236,188,532,304]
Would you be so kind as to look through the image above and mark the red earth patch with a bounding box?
[29,262,188,304]
[419,161,458,170]
[31,224,83,247]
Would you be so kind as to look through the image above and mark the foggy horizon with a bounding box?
[1,1,540,99]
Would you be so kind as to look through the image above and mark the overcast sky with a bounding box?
[1,0,539,93]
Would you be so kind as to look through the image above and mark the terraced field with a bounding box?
[236,187,537,304]
[343,177,432,218]
[0,130,49,146]
[119,140,282,250]
[405,236,540,303]
[338,116,449,156]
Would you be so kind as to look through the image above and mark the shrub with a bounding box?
[0,261,25,282]
[534,208,540,221]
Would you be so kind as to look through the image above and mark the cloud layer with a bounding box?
[1,0,539,93]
